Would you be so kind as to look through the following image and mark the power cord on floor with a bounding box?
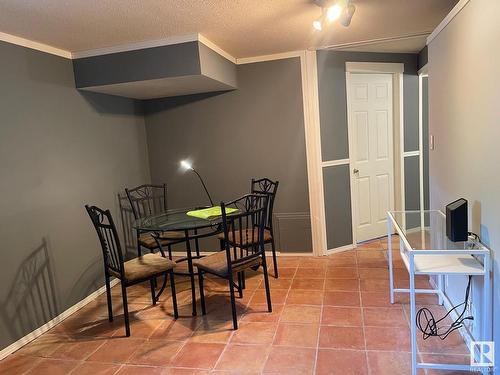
[416,275,473,340]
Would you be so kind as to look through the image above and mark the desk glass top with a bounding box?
[388,210,480,251]
[133,208,223,232]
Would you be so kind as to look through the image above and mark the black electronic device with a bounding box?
[446,198,468,242]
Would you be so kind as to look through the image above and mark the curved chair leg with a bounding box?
[136,232,142,257]
[150,279,157,305]
[198,270,206,315]
[260,252,273,313]
[121,283,131,337]
[271,239,279,278]
[169,272,179,319]
[105,274,113,322]
[237,272,243,298]
[227,273,238,330]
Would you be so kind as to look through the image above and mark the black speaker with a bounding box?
[446,198,468,242]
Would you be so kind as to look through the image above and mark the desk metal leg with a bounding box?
[482,254,491,375]
[409,253,417,375]
[185,230,197,316]
[437,275,444,305]
[387,218,395,304]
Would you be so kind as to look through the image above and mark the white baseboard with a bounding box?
[171,251,315,257]
[326,244,355,255]
[0,278,120,361]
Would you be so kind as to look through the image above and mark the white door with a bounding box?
[347,73,394,242]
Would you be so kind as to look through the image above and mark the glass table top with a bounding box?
[388,210,481,251]
[133,208,224,232]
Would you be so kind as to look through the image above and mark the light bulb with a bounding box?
[327,4,342,21]
[313,19,323,31]
[180,160,193,170]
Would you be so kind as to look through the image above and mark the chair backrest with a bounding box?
[117,193,137,258]
[251,178,279,231]
[125,184,168,220]
[85,205,124,277]
[221,194,269,273]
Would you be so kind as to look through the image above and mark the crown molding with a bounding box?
[427,0,470,45]
[319,31,431,51]
[236,50,303,65]
[71,33,200,59]
[0,29,303,66]
[198,34,237,64]
[0,31,72,59]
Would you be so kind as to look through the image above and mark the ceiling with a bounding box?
[0,0,458,58]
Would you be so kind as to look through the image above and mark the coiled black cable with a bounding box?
[416,275,474,340]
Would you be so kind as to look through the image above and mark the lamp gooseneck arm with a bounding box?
[191,168,214,207]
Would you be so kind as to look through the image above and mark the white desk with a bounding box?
[387,210,492,374]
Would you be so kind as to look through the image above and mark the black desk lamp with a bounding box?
[180,160,214,207]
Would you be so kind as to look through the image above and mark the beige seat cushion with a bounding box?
[193,251,261,276]
[111,253,176,283]
[216,228,272,245]
[139,231,185,249]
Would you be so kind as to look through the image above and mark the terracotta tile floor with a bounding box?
[0,237,473,374]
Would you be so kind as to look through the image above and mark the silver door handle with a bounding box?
[353,168,359,174]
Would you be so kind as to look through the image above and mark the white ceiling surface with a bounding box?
[0,0,457,58]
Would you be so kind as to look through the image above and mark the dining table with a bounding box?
[132,207,225,316]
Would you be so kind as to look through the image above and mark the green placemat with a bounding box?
[186,206,238,220]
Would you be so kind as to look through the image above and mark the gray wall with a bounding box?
[0,41,150,351]
[316,50,420,248]
[144,57,312,252]
[428,0,500,367]
[73,41,201,88]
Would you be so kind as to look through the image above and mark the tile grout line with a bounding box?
[358,245,371,375]
[258,264,294,374]
[210,268,271,373]
[312,260,327,375]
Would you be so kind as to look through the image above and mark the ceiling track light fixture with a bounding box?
[312,0,356,31]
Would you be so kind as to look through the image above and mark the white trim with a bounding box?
[321,32,431,52]
[346,62,404,74]
[0,31,72,59]
[403,150,420,157]
[301,50,328,257]
[345,72,358,246]
[71,34,199,59]
[417,64,428,76]
[326,244,355,256]
[399,74,406,212]
[171,251,314,257]
[0,278,119,361]
[276,252,317,257]
[418,73,425,213]
[321,159,350,167]
[427,0,470,45]
[236,51,303,65]
[198,34,237,64]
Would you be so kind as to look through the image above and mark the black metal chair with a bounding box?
[125,184,185,256]
[194,194,272,330]
[217,178,279,278]
[85,205,178,337]
[251,178,279,277]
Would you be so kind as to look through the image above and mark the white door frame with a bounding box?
[345,62,405,245]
